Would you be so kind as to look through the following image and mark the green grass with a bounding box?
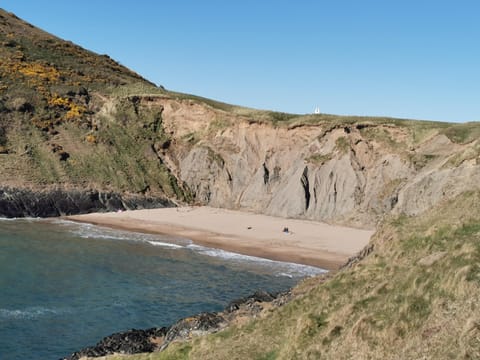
[305,153,332,165]
[166,91,239,113]
[90,343,192,360]
[208,116,230,134]
[408,153,439,170]
[256,350,278,360]
[441,122,480,144]
[108,82,166,98]
[335,136,350,154]
[265,111,298,125]
[105,191,480,360]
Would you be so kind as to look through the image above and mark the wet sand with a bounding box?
[65,207,374,270]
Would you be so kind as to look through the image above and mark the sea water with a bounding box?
[0,218,325,360]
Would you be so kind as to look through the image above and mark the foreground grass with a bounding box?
[99,191,480,360]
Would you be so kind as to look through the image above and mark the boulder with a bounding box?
[226,290,276,312]
[163,312,226,346]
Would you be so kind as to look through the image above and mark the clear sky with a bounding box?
[2,1,479,122]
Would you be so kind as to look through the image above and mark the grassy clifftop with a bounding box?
[99,190,480,360]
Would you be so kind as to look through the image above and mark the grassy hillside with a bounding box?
[96,190,480,360]
[0,9,189,198]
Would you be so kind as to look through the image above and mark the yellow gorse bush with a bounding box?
[85,134,97,143]
[48,95,85,120]
[48,96,70,107]
[17,62,60,82]
[66,103,84,120]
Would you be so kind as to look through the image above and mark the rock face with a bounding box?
[0,187,174,218]
[2,8,480,227]
[2,95,479,227]
[154,98,480,227]
[162,312,226,349]
[3,91,478,227]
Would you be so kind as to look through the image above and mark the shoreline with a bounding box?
[65,207,374,270]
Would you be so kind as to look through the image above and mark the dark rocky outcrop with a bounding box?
[162,312,226,349]
[226,290,276,313]
[0,187,175,218]
[63,327,168,360]
[63,291,282,359]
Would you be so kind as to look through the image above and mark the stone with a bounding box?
[0,187,175,218]
[163,312,226,346]
[62,327,168,360]
[226,290,276,313]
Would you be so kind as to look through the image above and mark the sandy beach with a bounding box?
[65,207,374,270]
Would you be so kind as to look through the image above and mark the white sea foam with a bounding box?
[278,272,294,278]
[53,219,188,248]
[146,240,184,249]
[0,306,70,320]
[187,244,262,260]
[186,244,326,278]
[52,220,326,277]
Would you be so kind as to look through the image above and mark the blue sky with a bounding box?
[3,1,479,122]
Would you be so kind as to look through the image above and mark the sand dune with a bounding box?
[65,207,374,270]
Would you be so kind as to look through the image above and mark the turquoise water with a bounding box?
[0,219,324,360]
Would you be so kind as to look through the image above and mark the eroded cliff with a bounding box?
[142,95,480,228]
[1,8,479,224]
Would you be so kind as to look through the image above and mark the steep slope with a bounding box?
[181,190,480,360]
[0,9,186,214]
[95,190,480,360]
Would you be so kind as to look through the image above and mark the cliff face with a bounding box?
[1,7,480,226]
[149,96,480,228]
[2,82,480,223]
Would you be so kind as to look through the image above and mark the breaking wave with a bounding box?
[0,306,70,321]
[186,244,326,277]
[53,220,327,277]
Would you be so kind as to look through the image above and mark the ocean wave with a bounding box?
[187,244,262,260]
[146,240,184,249]
[53,220,188,248]
[52,220,326,277]
[186,244,326,278]
[0,306,70,320]
[272,262,327,278]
